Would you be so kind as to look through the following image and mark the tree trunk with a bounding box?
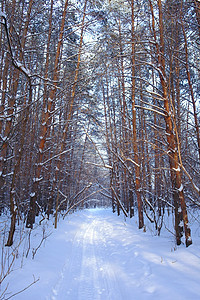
[131,0,144,229]
[54,0,88,228]
[194,0,200,38]
[157,0,192,246]
[26,0,69,228]
[181,11,200,161]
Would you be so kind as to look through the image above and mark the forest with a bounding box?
[0,0,200,293]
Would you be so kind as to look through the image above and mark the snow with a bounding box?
[1,136,7,142]
[0,11,6,18]
[14,61,31,77]
[178,184,184,192]
[33,177,43,182]
[1,208,200,300]
[173,166,180,172]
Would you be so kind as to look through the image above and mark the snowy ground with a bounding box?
[1,208,200,299]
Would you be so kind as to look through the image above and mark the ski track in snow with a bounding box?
[48,210,155,300]
[3,208,200,300]
[49,214,123,300]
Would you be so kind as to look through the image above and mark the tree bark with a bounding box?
[180,9,200,161]
[54,0,88,228]
[26,0,69,228]
[157,0,192,246]
[131,0,144,229]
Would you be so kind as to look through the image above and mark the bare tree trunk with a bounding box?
[131,0,144,229]
[118,17,129,212]
[6,80,32,246]
[157,0,192,246]
[26,0,69,228]
[148,0,192,246]
[54,0,88,228]
[0,0,16,188]
[194,0,200,38]
[1,4,33,244]
[180,8,200,161]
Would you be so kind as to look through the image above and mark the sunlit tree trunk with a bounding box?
[26,0,69,228]
[1,1,33,244]
[131,0,144,229]
[153,0,192,246]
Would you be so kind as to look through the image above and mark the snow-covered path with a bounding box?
[50,210,145,300]
[3,208,200,299]
[50,212,125,300]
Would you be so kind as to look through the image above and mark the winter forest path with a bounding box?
[49,209,150,300]
[7,208,200,300]
[45,209,200,300]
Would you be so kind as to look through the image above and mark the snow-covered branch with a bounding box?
[40,149,72,166]
[85,162,112,169]
[111,187,128,218]
[0,11,31,79]
[135,105,167,117]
